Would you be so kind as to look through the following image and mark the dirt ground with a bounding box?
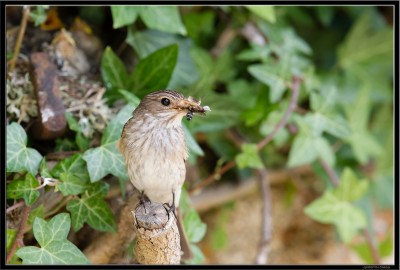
[197,178,394,265]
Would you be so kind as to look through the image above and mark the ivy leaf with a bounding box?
[186,92,240,133]
[180,189,207,244]
[16,213,90,264]
[288,132,335,168]
[139,6,187,35]
[7,122,43,175]
[338,11,393,69]
[7,173,40,206]
[248,63,288,103]
[304,168,369,243]
[83,104,136,182]
[101,46,129,92]
[7,229,17,252]
[65,112,90,151]
[127,29,198,89]
[130,44,178,97]
[29,6,49,26]
[332,168,369,202]
[57,173,88,196]
[39,158,52,178]
[183,124,204,164]
[345,86,382,164]
[304,190,367,243]
[246,6,276,23]
[27,205,45,227]
[51,154,90,182]
[66,182,116,232]
[111,6,141,28]
[119,89,141,107]
[235,143,264,169]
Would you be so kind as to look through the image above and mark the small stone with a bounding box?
[29,52,66,140]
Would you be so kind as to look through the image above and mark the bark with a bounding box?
[133,201,181,264]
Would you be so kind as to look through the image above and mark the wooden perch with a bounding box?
[132,201,181,264]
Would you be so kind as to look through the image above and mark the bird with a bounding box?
[118,90,210,260]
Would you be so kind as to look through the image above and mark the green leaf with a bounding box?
[248,63,288,103]
[127,29,199,89]
[235,143,264,169]
[345,86,382,164]
[119,89,141,107]
[7,173,40,206]
[27,205,45,227]
[338,11,393,69]
[51,154,90,183]
[83,104,135,182]
[180,188,207,244]
[101,46,129,92]
[183,124,204,162]
[66,182,116,232]
[288,133,335,168]
[246,6,276,23]
[57,173,88,196]
[16,213,90,264]
[332,168,369,202]
[30,6,49,26]
[139,6,186,35]
[7,122,43,175]
[304,190,367,243]
[39,158,52,178]
[111,6,141,28]
[130,44,178,96]
[186,244,205,264]
[7,229,17,252]
[187,93,240,133]
[184,209,207,244]
[305,168,369,243]
[182,10,215,45]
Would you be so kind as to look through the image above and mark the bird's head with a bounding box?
[135,90,210,127]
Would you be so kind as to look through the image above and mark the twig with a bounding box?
[318,159,380,264]
[8,6,30,73]
[189,76,302,195]
[318,158,339,186]
[6,201,25,214]
[255,169,272,264]
[257,76,301,151]
[362,228,381,264]
[189,160,236,196]
[46,150,80,160]
[6,204,31,264]
[191,165,313,213]
[210,27,237,57]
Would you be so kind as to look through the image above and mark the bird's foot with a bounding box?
[162,191,177,219]
[138,191,151,214]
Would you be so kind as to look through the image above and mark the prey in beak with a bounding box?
[174,96,211,121]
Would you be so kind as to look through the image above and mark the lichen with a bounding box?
[59,75,112,138]
[6,62,38,123]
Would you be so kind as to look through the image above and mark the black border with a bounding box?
[1,1,398,269]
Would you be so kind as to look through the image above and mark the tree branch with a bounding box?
[133,201,181,264]
[8,6,30,73]
[6,203,31,264]
[6,201,25,214]
[257,76,301,150]
[255,169,272,264]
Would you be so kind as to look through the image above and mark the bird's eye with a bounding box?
[161,98,170,106]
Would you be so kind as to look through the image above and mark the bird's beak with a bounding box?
[174,96,211,115]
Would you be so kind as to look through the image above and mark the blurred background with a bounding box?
[6,5,394,265]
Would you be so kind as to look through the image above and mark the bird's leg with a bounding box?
[163,191,177,219]
[138,191,151,213]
